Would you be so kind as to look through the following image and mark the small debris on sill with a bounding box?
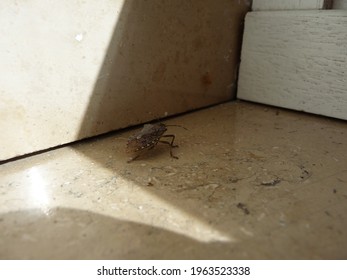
[237,202,250,215]
[261,178,281,186]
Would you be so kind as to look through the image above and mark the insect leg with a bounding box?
[159,135,178,159]
[159,134,178,147]
[127,154,140,163]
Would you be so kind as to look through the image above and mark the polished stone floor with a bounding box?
[1,101,346,259]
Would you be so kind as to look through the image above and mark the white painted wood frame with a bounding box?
[238,10,347,120]
[333,0,347,9]
[252,0,332,10]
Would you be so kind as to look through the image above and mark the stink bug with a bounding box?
[126,123,186,162]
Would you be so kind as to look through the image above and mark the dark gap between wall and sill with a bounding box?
[2,97,344,166]
[0,99,241,166]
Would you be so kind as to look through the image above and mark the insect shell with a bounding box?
[126,123,172,162]
[127,123,167,154]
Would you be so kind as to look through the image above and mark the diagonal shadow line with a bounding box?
[0,207,241,260]
[74,0,251,253]
[77,0,249,139]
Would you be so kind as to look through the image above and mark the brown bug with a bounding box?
[126,123,186,162]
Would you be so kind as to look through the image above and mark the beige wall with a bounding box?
[0,0,250,161]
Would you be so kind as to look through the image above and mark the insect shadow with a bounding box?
[126,123,187,163]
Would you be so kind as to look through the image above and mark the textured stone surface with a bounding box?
[1,101,346,259]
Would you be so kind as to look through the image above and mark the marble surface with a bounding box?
[0,101,346,259]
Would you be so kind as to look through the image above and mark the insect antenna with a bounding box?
[164,124,188,130]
